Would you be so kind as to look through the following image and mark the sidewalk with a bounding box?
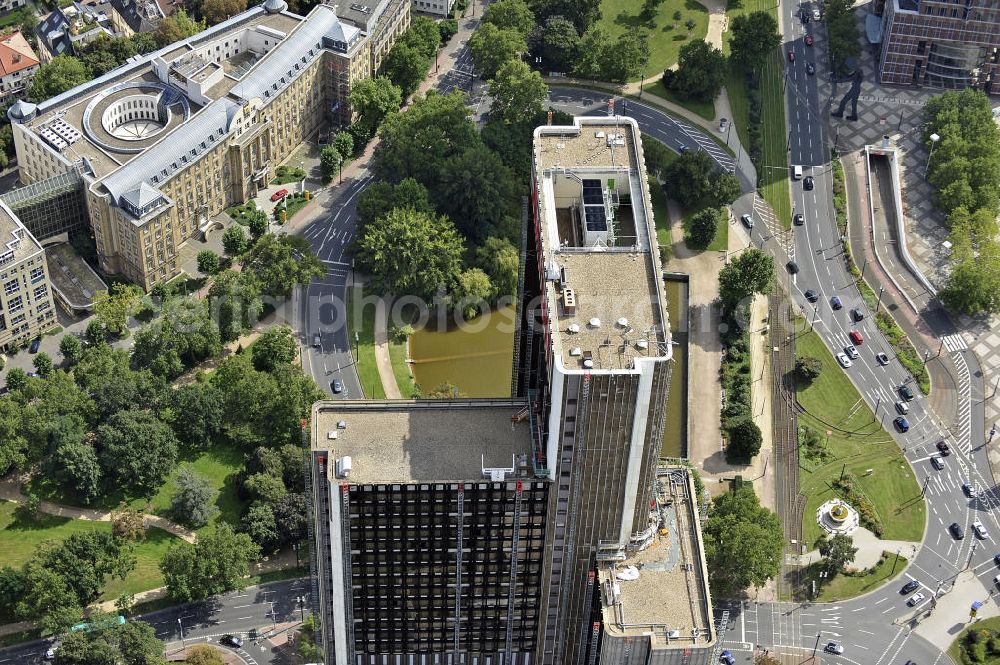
[372,294,401,399]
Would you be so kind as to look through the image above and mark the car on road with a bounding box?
[895,401,909,415]
[804,34,814,45]
[787,261,799,274]
[720,650,736,665]
[805,289,819,303]
[221,635,244,648]
[845,345,859,359]
[876,352,890,365]
[936,440,951,456]
[906,592,926,607]
[29,338,40,353]
[894,416,910,432]
[824,642,844,655]
[994,576,1000,588]
[801,8,811,22]
[678,143,689,153]
[270,188,289,202]
[330,379,344,394]
[313,334,321,348]
[850,307,865,322]
[812,7,821,19]
[831,295,843,309]
[899,384,915,401]
[974,521,989,539]
[740,213,754,229]
[900,580,920,594]
[931,455,944,469]
[950,522,966,539]
[806,62,816,75]
[963,483,976,497]
[788,50,796,62]
[836,352,853,368]
[793,212,804,226]
[994,553,1000,565]
[848,330,864,345]
[803,176,815,190]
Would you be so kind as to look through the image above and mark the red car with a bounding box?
[849,330,864,345]
[804,34,814,46]
[270,188,289,202]
[788,51,796,62]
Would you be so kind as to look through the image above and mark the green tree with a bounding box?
[273,492,308,545]
[196,250,221,275]
[356,178,435,233]
[400,16,441,59]
[5,367,28,392]
[333,130,354,161]
[222,224,249,256]
[663,38,727,103]
[482,0,535,36]
[702,483,783,596]
[170,468,219,528]
[718,248,774,310]
[438,18,458,44]
[160,524,261,602]
[451,268,493,319]
[33,352,53,378]
[132,297,222,379]
[729,11,781,72]
[320,145,342,184]
[383,42,430,100]
[201,0,247,25]
[54,613,166,665]
[59,335,83,366]
[240,502,279,550]
[712,172,742,206]
[242,233,324,298]
[601,28,649,83]
[476,236,519,300]
[246,208,269,240]
[251,326,298,372]
[356,208,465,300]
[185,645,225,665]
[164,383,223,448]
[640,134,673,179]
[824,0,861,76]
[15,561,82,633]
[664,150,715,207]
[572,25,611,80]
[727,418,762,460]
[208,270,264,342]
[795,355,823,381]
[154,9,204,47]
[540,16,580,71]
[40,532,135,607]
[0,399,27,475]
[85,319,107,346]
[98,410,179,496]
[469,22,526,80]
[93,283,143,337]
[686,207,721,250]
[348,76,403,135]
[940,242,1000,315]
[818,533,858,574]
[29,56,91,102]
[438,144,519,242]
[51,440,102,504]
[243,472,288,504]
[528,0,601,33]
[488,59,548,125]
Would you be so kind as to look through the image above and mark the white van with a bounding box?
[793,165,803,179]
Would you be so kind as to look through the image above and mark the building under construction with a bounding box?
[309,114,716,665]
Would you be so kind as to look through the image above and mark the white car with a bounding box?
[836,352,853,368]
[974,521,989,539]
[845,345,859,359]
[906,592,926,607]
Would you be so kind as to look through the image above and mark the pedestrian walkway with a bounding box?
[0,474,196,543]
[795,527,920,570]
[371,294,401,399]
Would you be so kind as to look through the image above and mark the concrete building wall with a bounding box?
[0,219,56,352]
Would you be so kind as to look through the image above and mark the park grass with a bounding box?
[682,208,729,252]
[949,616,1000,665]
[388,337,418,398]
[795,327,926,546]
[598,0,709,82]
[0,501,181,601]
[225,200,258,225]
[797,551,908,601]
[641,80,716,121]
[649,173,674,249]
[347,285,386,399]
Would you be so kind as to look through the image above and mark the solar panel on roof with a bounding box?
[585,205,607,231]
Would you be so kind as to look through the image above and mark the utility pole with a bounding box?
[297,596,307,622]
[921,474,930,497]
[269,601,276,631]
[876,285,885,313]
[891,549,900,575]
[177,617,185,649]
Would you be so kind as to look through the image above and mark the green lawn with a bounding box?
[796,551,908,601]
[388,337,418,398]
[641,80,716,121]
[795,327,925,546]
[683,208,729,252]
[226,200,259,225]
[598,0,709,81]
[649,173,675,248]
[347,284,386,399]
[0,501,181,602]
[949,616,1000,665]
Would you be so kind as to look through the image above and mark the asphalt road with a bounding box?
[0,579,311,665]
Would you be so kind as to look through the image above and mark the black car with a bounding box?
[950,522,965,540]
[805,62,816,75]
[900,580,920,594]
[899,384,915,401]
[787,261,799,274]
[805,289,819,303]
[793,213,804,226]
[831,295,843,310]
[221,635,244,649]
[850,307,864,322]
[29,338,40,353]
[936,440,951,456]
[894,416,910,432]
[803,176,815,191]
[330,379,344,394]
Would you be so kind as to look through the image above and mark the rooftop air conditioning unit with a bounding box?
[569,347,582,356]
[335,456,352,479]
[327,430,338,440]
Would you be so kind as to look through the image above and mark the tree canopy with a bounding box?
[251,326,298,372]
[383,42,429,100]
[527,0,601,33]
[686,207,722,250]
[819,533,858,574]
[170,468,219,528]
[539,16,580,72]
[482,0,535,36]
[160,524,261,602]
[29,56,91,102]
[718,248,774,310]
[97,410,179,496]
[348,76,403,135]
[201,0,247,25]
[664,38,726,103]
[469,23,526,80]
[729,12,781,72]
[242,233,324,298]
[489,59,548,125]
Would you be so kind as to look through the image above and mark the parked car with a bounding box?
[330,379,344,394]
[313,334,321,348]
[895,401,909,415]
[788,50,796,62]
[906,592,926,607]
[806,62,816,75]
[974,521,989,539]
[950,522,965,539]
[894,416,910,432]
[876,352,890,365]
[740,213,754,229]
[900,580,920,594]
[824,642,844,655]
[270,188,289,202]
[804,34,814,45]
[793,212,805,226]
[931,455,945,470]
[993,553,1000,565]
[221,635,244,648]
[849,330,864,345]
[831,295,843,310]
[805,289,819,303]
[845,345,859,359]
[836,352,853,369]
[787,261,800,274]
[803,176,815,190]
[29,338,40,353]
[936,440,951,456]
[899,385,915,401]
[812,7,821,19]
[962,483,976,497]
[850,307,865,322]
[720,650,736,665]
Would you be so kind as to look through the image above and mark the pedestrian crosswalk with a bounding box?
[941,334,968,353]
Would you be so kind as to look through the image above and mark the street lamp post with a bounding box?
[297,596,307,622]
[876,285,885,313]
[177,617,185,649]
[293,542,300,569]
[925,132,940,178]
[269,601,276,631]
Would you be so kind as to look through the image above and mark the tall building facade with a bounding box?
[11,0,409,290]
[874,0,1000,91]
[0,199,57,352]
